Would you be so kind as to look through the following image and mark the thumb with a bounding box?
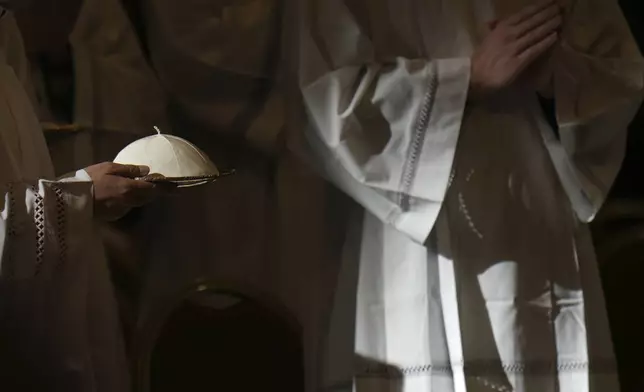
[107,163,151,178]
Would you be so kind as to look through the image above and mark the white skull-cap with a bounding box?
[113,127,219,178]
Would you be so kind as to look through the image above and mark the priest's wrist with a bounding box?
[467,59,499,101]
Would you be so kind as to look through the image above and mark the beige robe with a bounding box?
[21,0,170,175]
[0,9,129,391]
[128,2,342,392]
[288,0,644,391]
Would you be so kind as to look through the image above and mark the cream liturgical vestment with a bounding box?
[288,0,644,391]
[0,9,129,391]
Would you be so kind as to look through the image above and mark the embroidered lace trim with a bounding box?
[32,186,45,275]
[53,186,67,270]
[398,63,440,211]
[356,359,617,378]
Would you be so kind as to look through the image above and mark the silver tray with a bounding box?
[140,170,235,188]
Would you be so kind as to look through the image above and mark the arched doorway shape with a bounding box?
[133,280,304,392]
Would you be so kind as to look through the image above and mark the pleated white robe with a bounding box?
[288,0,644,390]
[0,9,129,391]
